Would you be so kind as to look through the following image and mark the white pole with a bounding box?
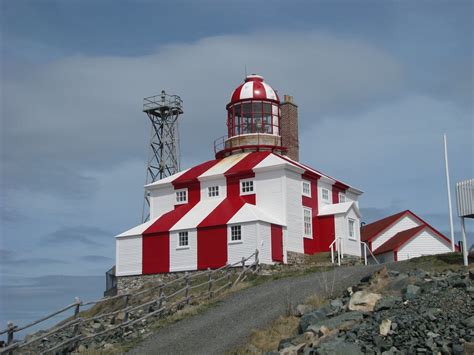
[460,217,468,266]
[443,134,455,252]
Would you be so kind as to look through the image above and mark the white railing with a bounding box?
[360,241,380,265]
[330,237,344,266]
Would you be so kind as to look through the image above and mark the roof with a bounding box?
[361,210,412,242]
[229,74,279,106]
[145,152,361,194]
[373,224,452,255]
[228,203,282,225]
[373,225,426,254]
[318,202,361,218]
[116,217,159,238]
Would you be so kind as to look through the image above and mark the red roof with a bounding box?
[373,225,426,254]
[361,210,412,242]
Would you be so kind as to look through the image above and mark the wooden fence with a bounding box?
[0,250,259,354]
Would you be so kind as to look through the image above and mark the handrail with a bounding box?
[329,237,343,266]
[0,250,259,354]
[361,241,380,265]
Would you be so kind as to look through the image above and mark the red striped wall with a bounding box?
[303,175,320,254]
[197,226,227,270]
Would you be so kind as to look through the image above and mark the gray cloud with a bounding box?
[43,226,111,247]
[0,249,67,266]
[80,255,112,263]
[1,32,403,201]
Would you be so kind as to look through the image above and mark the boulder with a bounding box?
[349,291,382,312]
[404,285,421,300]
[330,298,343,310]
[299,310,327,333]
[462,315,474,328]
[374,296,402,312]
[315,337,363,355]
[295,304,313,317]
[379,319,392,336]
[307,311,364,334]
[279,342,306,355]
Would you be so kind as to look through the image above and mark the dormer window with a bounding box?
[175,189,188,204]
[302,181,311,197]
[322,188,329,201]
[208,186,219,197]
[339,193,346,203]
[240,179,254,195]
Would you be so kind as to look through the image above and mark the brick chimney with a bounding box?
[280,95,299,161]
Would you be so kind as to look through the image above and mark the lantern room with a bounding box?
[215,74,287,158]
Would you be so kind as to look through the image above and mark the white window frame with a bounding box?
[175,188,188,204]
[229,225,242,244]
[321,188,329,201]
[177,231,189,249]
[240,179,255,195]
[303,207,313,239]
[208,185,219,198]
[348,219,356,240]
[302,180,311,197]
[339,193,346,203]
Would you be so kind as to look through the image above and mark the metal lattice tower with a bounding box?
[141,90,183,222]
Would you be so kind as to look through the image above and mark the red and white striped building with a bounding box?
[116,75,363,277]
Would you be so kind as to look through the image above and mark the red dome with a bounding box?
[229,74,280,105]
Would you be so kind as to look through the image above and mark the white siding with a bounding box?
[334,209,361,258]
[372,214,422,250]
[318,180,333,210]
[228,222,257,266]
[169,229,198,272]
[116,236,142,276]
[397,230,451,261]
[377,251,395,264]
[200,178,227,201]
[149,186,176,219]
[256,222,274,265]
[345,191,359,207]
[255,169,285,223]
[285,170,304,253]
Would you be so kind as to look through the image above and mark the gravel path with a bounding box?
[128,264,382,355]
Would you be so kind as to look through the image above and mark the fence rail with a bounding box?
[0,251,259,354]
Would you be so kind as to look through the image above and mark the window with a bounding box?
[208,186,219,197]
[339,193,346,203]
[178,231,189,247]
[348,219,356,240]
[230,225,242,242]
[240,179,254,195]
[175,189,188,204]
[322,188,329,201]
[302,181,311,197]
[303,208,312,238]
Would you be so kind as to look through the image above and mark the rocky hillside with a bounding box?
[277,265,474,354]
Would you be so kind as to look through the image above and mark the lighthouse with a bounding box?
[115,74,363,286]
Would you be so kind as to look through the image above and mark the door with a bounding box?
[271,224,283,262]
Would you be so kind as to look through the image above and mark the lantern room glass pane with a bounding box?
[242,103,252,133]
[263,103,271,114]
[264,116,272,134]
[234,104,242,135]
[272,104,279,115]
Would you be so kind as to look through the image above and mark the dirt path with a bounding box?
[127,264,382,355]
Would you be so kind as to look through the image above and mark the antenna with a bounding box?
[141,91,183,222]
[443,133,455,251]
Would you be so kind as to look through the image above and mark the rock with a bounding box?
[77,345,87,353]
[318,325,331,337]
[103,343,114,350]
[330,298,343,310]
[453,279,469,288]
[379,319,392,336]
[278,338,293,351]
[452,343,464,355]
[374,296,402,312]
[388,270,400,277]
[381,347,399,355]
[391,322,398,331]
[469,269,474,280]
[299,310,327,333]
[295,304,313,317]
[303,331,316,344]
[316,337,363,355]
[91,322,105,332]
[404,285,421,300]
[279,343,305,355]
[307,311,364,334]
[349,291,382,312]
[385,274,410,293]
[462,315,474,328]
[116,312,126,322]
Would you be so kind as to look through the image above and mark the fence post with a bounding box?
[7,321,15,347]
[364,244,367,265]
[74,297,81,318]
[184,272,190,305]
[207,268,213,299]
[241,257,245,271]
[123,294,130,323]
[254,249,259,272]
[227,265,232,288]
[158,283,165,309]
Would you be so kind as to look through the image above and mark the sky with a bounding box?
[1,0,473,331]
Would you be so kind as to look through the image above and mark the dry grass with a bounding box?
[230,315,299,354]
[304,294,328,309]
